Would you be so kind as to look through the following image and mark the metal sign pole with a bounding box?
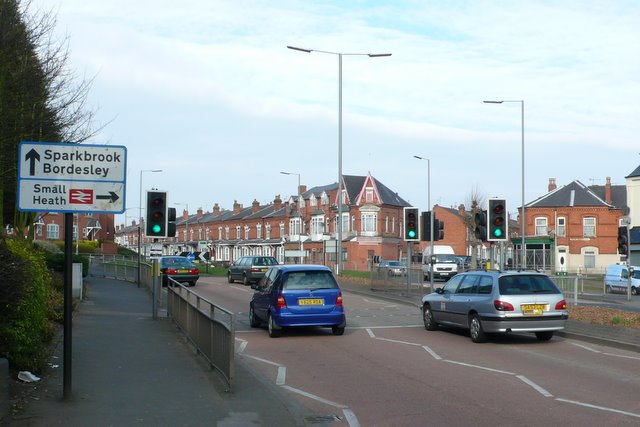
[63,212,73,399]
[153,257,159,319]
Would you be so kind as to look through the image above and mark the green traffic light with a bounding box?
[152,224,162,234]
[408,230,416,238]
[493,228,502,237]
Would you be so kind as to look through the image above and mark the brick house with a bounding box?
[116,172,411,271]
[31,212,116,247]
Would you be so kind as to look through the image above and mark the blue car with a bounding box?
[249,265,346,337]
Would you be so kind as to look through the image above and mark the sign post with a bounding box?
[17,141,127,400]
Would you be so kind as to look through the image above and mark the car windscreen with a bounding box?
[256,257,278,266]
[162,258,193,268]
[387,261,404,267]
[283,271,339,291]
[435,254,458,263]
[498,275,561,295]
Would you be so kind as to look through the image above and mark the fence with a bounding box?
[88,255,235,391]
[370,264,434,297]
[167,281,235,391]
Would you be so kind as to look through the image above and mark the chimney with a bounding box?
[548,178,557,192]
[252,199,260,213]
[213,203,220,217]
[605,176,612,204]
[233,200,242,214]
[299,185,307,195]
[197,208,203,219]
[274,194,282,211]
[458,204,465,216]
[182,209,189,220]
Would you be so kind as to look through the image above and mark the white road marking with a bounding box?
[280,385,347,409]
[570,342,640,360]
[362,297,396,306]
[517,375,553,397]
[241,354,282,367]
[556,398,640,418]
[276,366,286,385]
[570,342,601,353]
[443,360,516,376]
[422,345,442,360]
[342,409,361,427]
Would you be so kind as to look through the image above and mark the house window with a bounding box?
[321,192,329,205]
[557,217,566,237]
[36,224,43,236]
[236,225,241,239]
[47,224,59,240]
[225,226,230,240]
[361,212,377,233]
[206,228,210,240]
[290,218,301,236]
[535,217,548,236]
[338,213,349,233]
[310,195,317,207]
[257,224,262,239]
[266,223,271,239]
[583,217,596,238]
[311,216,324,236]
[73,225,78,240]
[583,250,596,269]
[218,226,222,240]
[365,188,374,204]
[244,225,250,240]
[198,228,202,240]
[385,216,389,233]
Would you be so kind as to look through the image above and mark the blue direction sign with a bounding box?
[17,141,127,214]
[186,253,195,262]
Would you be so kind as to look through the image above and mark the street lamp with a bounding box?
[414,156,433,288]
[138,169,162,287]
[287,45,391,275]
[280,171,303,264]
[483,100,525,269]
[174,203,189,250]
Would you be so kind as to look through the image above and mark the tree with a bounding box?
[0,0,103,236]
[464,186,486,269]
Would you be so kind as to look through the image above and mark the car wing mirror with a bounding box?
[435,288,444,294]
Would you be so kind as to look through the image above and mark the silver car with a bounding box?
[421,270,568,343]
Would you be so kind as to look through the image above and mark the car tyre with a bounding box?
[605,285,612,294]
[242,274,249,286]
[249,307,260,328]
[332,326,345,336]
[469,314,487,343]
[535,331,554,341]
[632,286,638,296]
[227,273,234,284]
[268,314,281,338]
[423,304,439,331]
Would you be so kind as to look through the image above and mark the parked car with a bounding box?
[604,264,640,295]
[378,260,407,276]
[421,270,568,343]
[227,256,279,285]
[159,256,200,287]
[249,264,346,337]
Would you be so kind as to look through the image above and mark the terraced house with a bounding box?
[115,173,411,271]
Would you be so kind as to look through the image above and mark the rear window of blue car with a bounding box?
[283,271,339,291]
[499,275,560,295]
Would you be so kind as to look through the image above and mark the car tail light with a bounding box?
[166,268,177,275]
[276,294,287,309]
[251,267,261,273]
[336,292,343,307]
[555,300,567,310]
[494,300,514,311]
[191,268,200,274]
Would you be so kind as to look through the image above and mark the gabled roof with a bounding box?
[526,180,614,208]
[589,184,626,209]
[344,175,410,207]
[626,165,640,179]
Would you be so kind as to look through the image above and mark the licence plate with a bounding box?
[178,269,189,273]
[261,268,267,272]
[298,298,324,306]
[521,304,547,315]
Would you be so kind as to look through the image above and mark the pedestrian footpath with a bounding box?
[6,277,307,426]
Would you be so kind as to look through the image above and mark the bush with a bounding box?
[44,252,89,277]
[0,237,60,373]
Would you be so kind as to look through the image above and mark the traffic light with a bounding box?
[474,209,487,242]
[404,207,420,241]
[618,225,629,257]
[146,191,168,238]
[421,211,431,241]
[167,207,177,238]
[434,218,444,241]
[488,198,508,242]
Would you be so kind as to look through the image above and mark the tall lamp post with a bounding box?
[138,169,162,287]
[281,171,303,264]
[175,203,189,252]
[414,156,433,288]
[483,100,525,269]
[287,45,391,275]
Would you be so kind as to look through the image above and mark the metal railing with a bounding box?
[167,280,235,391]
[370,265,434,297]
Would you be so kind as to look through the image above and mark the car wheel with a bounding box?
[242,274,249,286]
[423,304,439,331]
[535,331,554,341]
[632,286,638,296]
[332,326,345,336]
[249,307,260,328]
[469,314,487,343]
[268,314,281,338]
[227,273,234,284]
[605,285,612,294]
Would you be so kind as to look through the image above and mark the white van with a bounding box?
[422,245,458,281]
[603,264,640,295]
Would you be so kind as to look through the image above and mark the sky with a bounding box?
[28,0,640,226]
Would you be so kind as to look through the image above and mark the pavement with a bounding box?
[3,275,640,426]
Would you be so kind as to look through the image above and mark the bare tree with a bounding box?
[465,185,486,269]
